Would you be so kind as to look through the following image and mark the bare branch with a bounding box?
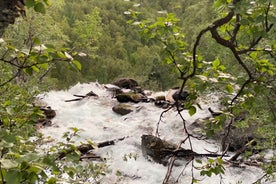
[0,70,20,87]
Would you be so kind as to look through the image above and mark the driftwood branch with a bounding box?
[58,136,127,159]
[65,91,98,102]
[65,98,83,102]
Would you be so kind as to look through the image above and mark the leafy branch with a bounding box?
[134,0,275,183]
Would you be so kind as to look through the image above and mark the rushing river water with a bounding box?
[37,82,273,184]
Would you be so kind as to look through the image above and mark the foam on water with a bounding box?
[37,82,271,184]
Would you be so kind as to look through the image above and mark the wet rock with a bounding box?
[153,96,170,108]
[172,89,189,102]
[190,116,261,152]
[35,118,52,129]
[116,92,146,103]
[141,135,196,165]
[113,78,138,89]
[141,134,178,165]
[104,84,123,97]
[40,106,56,119]
[222,123,259,152]
[133,86,145,94]
[36,106,56,128]
[112,103,133,115]
[154,100,171,109]
[155,96,166,101]
[188,118,206,136]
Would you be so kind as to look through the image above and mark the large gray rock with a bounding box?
[141,135,196,165]
[189,111,260,152]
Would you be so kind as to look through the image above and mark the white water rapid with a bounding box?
[37,82,272,184]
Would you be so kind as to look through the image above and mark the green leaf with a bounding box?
[249,52,258,59]
[212,58,220,68]
[24,67,33,75]
[71,60,82,71]
[31,66,40,73]
[7,45,16,51]
[34,2,46,14]
[206,129,215,138]
[18,153,40,162]
[43,0,51,6]
[188,106,197,116]
[38,55,49,63]
[240,18,250,25]
[39,63,49,69]
[0,159,18,169]
[218,65,226,71]
[25,0,35,8]
[33,37,41,45]
[195,159,202,164]
[225,84,234,93]
[47,177,57,184]
[28,164,44,173]
[57,51,66,59]
[192,178,199,183]
[6,170,22,184]
[3,100,11,107]
[200,170,211,176]
[208,158,214,163]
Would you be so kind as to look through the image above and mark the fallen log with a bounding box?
[65,91,98,102]
[58,136,127,160]
[141,135,226,165]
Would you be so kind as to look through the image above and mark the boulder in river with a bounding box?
[116,92,146,103]
[112,103,134,115]
[112,78,139,89]
[40,106,56,119]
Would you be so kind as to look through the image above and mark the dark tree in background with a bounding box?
[0,0,25,37]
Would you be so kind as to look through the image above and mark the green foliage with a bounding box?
[133,0,275,182]
[0,0,275,183]
[123,153,138,162]
[45,128,107,183]
[196,158,225,177]
[25,0,50,14]
[0,3,88,181]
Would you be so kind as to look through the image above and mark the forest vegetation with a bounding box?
[0,0,275,183]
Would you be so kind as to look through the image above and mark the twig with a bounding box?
[0,70,20,87]
[252,173,269,184]
[163,136,189,183]
[175,158,194,183]
[156,105,174,136]
[229,139,255,161]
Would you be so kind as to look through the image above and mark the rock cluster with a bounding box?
[110,78,190,115]
[37,79,266,166]
[35,106,56,129]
